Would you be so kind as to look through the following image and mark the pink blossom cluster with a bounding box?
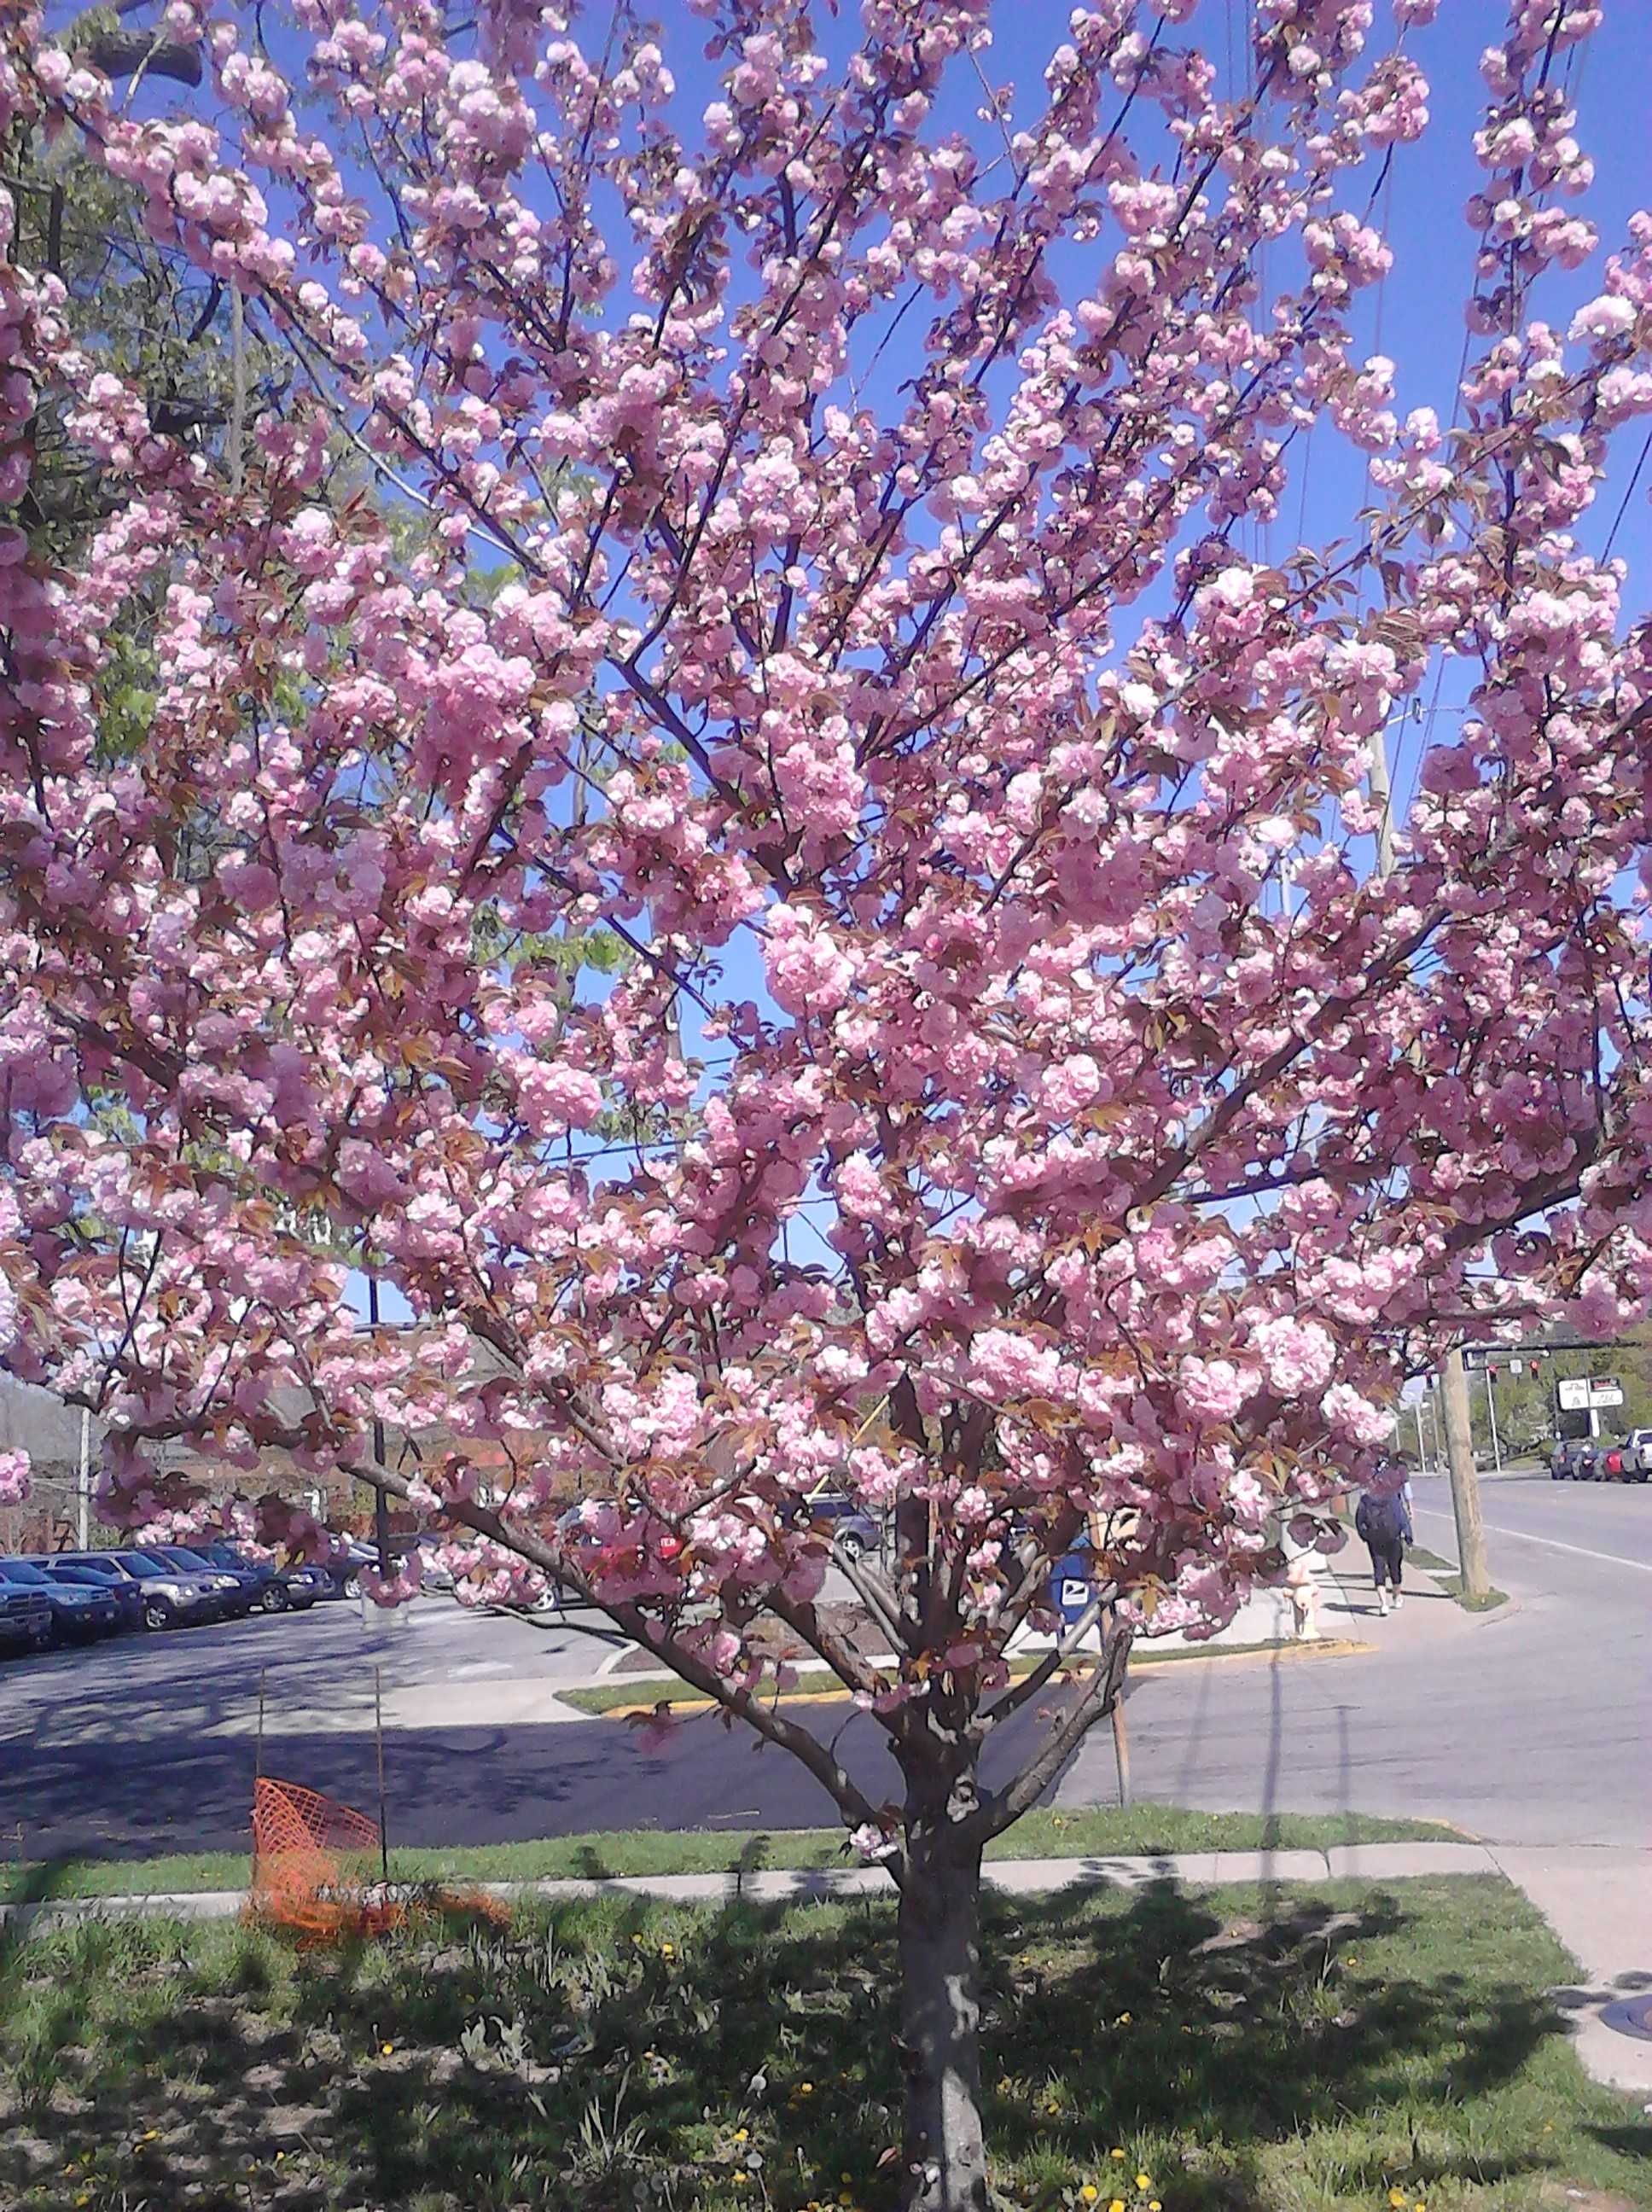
[0,1448,29,1505]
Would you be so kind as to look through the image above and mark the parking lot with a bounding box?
[2,1585,627,1742]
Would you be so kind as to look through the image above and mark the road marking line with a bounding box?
[1412,1504,1652,1575]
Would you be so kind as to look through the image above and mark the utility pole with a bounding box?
[1484,1367,1503,1474]
[368,1277,391,1580]
[76,1406,90,1550]
[1440,1349,1491,1601]
[1412,1400,1428,1473]
[1368,716,1492,1601]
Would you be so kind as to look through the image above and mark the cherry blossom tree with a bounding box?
[4,0,1652,2200]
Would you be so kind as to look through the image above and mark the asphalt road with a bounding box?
[1059,1470,1652,1848]
[4,1474,1645,1860]
[2,1592,1050,1862]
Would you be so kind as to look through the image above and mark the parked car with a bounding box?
[51,1549,224,1631]
[141,1545,259,1619]
[791,1493,883,1565]
[1552,1439,1598,1480]
[138,1545,254,1617]
[1620,1429,1652,1482]
[0,1569,53,1655]
[318,1540,382,1599]
[195,1541,326,1611]
[0,1557,119,1642]
[32,1557,146,1633]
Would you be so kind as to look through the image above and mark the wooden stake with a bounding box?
[375,1665,389,1884]
[1105,1609,1131,1807]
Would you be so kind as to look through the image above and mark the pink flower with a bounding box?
[516,1062,603,1133]
[762,905,858,1016]
[1178,1357,1256,1425]
[1321,1381,1394,1447]
[848,1823,899,1864]
[0,1449,29,1505]
[1250,1318,1338,1400]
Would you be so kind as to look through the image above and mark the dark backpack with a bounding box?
[1357,1492,1403,1547]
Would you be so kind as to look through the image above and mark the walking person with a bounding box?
[1355,1476,1413,1615]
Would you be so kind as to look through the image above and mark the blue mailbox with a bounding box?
[1048,1544,1096,1630]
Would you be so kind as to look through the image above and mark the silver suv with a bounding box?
[62,1549,224,1631]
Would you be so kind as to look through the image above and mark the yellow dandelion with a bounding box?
[1151,2202,1162,2211]
[1108,2198,1126,2212]
[381,2041,394,2056]
[1110,2149,1126,2161]
[733,2128,748,2143]
[1082,2188,1100,2203]
[1390,2192,1408,2208]
[1116,2011,1132,2025]
[1137,2175,1152,2192]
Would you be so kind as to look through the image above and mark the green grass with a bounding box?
[1443,1583,1511,1613]
[0,1807,1465,1906]
[1407,1546,1511,1613]
[0,1876,1643,2211]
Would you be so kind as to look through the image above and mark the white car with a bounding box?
[1621,1429,1652,1482]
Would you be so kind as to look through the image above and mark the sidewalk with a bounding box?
[6,1841,1646,2097]
[1314,1545,1480,1645]
[1490,1847,1652,2094]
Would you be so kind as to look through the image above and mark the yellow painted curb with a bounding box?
[567,1636,1377,1723]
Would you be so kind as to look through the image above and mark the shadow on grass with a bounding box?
[2,1880,1649,2211]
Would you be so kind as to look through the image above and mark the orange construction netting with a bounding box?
[250,1777,510,1941]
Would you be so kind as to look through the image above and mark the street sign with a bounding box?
[1556,1376,1623,1411]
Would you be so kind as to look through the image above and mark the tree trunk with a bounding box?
[899,1825,989,2212]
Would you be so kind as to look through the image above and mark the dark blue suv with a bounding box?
[0,1568,53,1654]
[0,1557,120,1642]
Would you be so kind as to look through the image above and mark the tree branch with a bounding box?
[975,1619,1131,1841]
